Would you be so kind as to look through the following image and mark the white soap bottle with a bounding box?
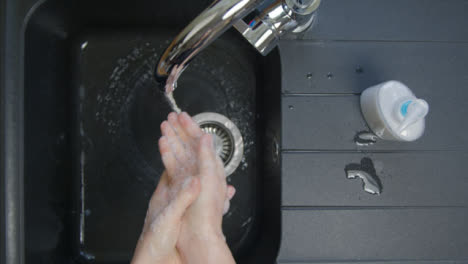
[360,81,429,142]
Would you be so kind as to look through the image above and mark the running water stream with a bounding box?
[165,91,182,113]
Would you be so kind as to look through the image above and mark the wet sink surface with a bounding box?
[75,31,265,260]
[23,1,281,263]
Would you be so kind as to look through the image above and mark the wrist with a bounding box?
[178,233,235,264]
[179,227,226,248]
[182,216,224,240]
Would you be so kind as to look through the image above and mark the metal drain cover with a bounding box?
[200,123,233,163]
[192,112,244,176]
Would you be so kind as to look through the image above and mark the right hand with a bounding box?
[158,112,236,263]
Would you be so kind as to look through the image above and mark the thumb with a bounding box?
[166,177,200,221]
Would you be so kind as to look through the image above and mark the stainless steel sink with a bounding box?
[19,0,281,263]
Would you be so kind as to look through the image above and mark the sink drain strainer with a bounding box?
[192,112,244,176]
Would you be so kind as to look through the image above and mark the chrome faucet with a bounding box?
[154,0,321,94]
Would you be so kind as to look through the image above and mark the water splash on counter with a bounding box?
[345,157,382,195]
[354,131,378,146]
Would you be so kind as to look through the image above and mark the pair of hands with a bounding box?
[131,112,236,264]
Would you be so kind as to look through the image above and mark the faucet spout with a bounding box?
[154,0,262,93]
[154,0,321,93]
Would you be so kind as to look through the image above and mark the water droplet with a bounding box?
[356,66,364,74]
[58,133,65,141]
[288,105,294,110]
[80,41,88,51]
[241,217,252,228]
[55,133,66,145]
[354,131,377,146]
[79,251,95,261]
[345,158,382,195]
[306,72,313,79]
[326,72,334,79]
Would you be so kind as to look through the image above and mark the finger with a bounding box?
[216,156,226,178]
[160,120,185,159]
[165,177,201,221]
[179,112,203,139]
[226,185,236,200]
[168,112,190,144]
[198,134,218,174]
[158,136,177,176]
[152,171,169,201]
[223,199,230,215]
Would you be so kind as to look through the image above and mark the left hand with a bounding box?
[131,171,200,264]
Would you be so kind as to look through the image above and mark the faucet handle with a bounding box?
[234,0,321,55]
[233,18,278,56]
[284,0,321,15]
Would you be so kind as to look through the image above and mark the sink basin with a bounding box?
[21,0,281,263]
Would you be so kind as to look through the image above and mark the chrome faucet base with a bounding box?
[233,0,320,55]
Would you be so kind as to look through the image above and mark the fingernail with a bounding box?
[230,188,236,198]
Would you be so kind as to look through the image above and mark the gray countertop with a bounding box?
[277,0,468,263]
